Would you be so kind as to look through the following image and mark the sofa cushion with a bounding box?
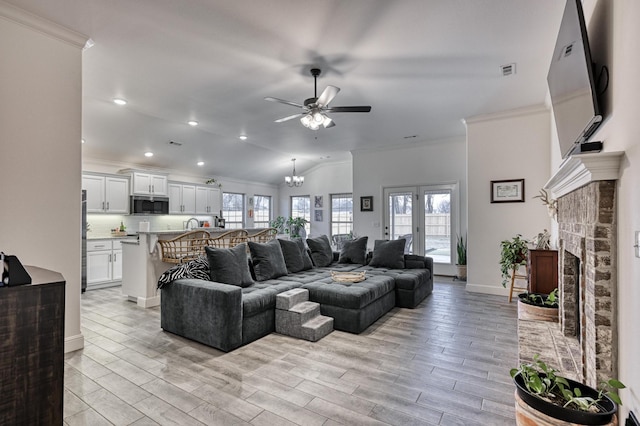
[338,236,368,265]
[157,256,209,289]
[241,280,303,317]
[306,235,333,267]
[278,238,313,273]
[205,244,254,288]
[302,274,395,310]
[248,239,288,281]
[369,239,406,269]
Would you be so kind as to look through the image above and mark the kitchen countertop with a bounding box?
[87,235,139,240]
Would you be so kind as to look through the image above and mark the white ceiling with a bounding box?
[8,0,564,184]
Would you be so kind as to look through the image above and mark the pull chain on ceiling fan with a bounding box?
[265,68,371,130]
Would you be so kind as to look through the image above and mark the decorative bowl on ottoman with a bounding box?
[331,271,366,283]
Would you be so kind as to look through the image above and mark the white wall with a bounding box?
[465,105,551,295]
[278,161,352,238]
[0,4,87,352]
[569,0,640,417]
[352,139,467,276]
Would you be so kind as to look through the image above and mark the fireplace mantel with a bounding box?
[544,151,624,198]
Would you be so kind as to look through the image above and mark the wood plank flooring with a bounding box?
[64,278,519,425]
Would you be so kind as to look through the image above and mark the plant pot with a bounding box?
[455,264,467,280]
[513,372,617,425]
[517,293,558,322]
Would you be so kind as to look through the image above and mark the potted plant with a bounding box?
[456,234,467,280]
[286,217,308,238]
[518,288,559,322]
[269,216,286,234]
[511,355,624,425]
[500,234,529,287]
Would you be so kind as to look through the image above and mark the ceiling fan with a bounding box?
[265,68,371,130]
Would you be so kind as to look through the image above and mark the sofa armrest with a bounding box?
[404,254,433,271]
[160,278,243,352]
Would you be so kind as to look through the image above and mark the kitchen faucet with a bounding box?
[185,217,199,230]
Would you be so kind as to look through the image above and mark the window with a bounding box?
[290,195,311,235]
[253,195,271,228]
[222,192,244,229]
[330,194,353,245]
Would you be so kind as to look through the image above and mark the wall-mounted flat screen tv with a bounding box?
[547,0,602,159]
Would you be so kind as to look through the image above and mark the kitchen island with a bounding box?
[121,228,266,307]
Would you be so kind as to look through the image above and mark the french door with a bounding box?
[383,183,458,266]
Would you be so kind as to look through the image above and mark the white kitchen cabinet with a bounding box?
[86,239,128,288]
[82,174,129,214]
[168,183,196,214]
[195,186,221,215]
[131,172,168,196]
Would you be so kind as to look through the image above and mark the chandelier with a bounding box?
[285,158,304,187]
[299,108,333,130]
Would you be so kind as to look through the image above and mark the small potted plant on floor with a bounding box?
[500,234,529,287]
[456,234,467,280]
[518,288,559,322]
[511,355,624,425]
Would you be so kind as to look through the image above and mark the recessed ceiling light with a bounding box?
[113,98,127,106]
[144,152,153,157]
[239,135,248,141]
[81,139,85,144]
[188,121,198,126]
[197,161,204,166]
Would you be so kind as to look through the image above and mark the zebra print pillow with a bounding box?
[157,256,210,289]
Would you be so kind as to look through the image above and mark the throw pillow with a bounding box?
[369,239,406,269]
[157,256,210,289]
[338,236,368,264]
[278,238,313,273]
[248,238,288,281]
[205,244,254,288]
[306,235,333,267]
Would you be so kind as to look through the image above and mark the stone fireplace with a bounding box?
[546,152,623,388]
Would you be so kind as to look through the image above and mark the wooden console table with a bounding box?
[528,249,558,294]
[0,266,65,425]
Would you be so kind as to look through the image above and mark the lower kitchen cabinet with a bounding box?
[86,239,127,289]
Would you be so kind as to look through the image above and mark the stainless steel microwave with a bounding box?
[130,195,169,215]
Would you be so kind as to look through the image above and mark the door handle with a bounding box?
[106,201,110,210]
[113,253,117,262]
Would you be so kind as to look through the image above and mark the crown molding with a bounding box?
[463,103,548,126]
[0,1,88,48]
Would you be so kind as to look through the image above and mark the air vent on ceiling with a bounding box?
[563,43,574,58]
[169,140,182,146]
[500,63,516,77]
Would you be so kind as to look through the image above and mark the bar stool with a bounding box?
[508,263,529,302]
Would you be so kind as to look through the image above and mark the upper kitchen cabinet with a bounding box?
[168,183,196,214]
[195,186,221,215]
[82,174,129,214]
[130,172,168,196]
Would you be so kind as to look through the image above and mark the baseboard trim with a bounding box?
[64,333,85,353]
[137,295,160,308]
[465,283,511,297]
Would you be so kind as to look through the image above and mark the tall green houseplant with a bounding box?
[499,234,529,287]
[456,234,467,280]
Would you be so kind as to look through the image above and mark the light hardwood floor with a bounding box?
[64,278,519,425]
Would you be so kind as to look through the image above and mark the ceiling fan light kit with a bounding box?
[266,68,371,130]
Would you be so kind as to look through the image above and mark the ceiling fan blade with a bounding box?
[326,106,371,113]
[264,97,304,108]
[275,113,304,123]
[316,85,340,107]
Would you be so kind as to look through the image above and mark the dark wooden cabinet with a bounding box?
[0,266,65,425]
[528,249,558,294]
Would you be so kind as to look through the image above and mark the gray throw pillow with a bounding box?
[306,235,333,267]
[369,239,406,269]
[248,238,288,281]
[278,238,313,273]
[338,236,368,264]
[205,244,254,288]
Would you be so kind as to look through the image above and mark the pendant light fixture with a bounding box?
[284,158,304,187]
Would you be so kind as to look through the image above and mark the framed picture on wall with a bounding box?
[491,179,525,203]
[314,195,323,208]
[315,209,323,222]
[360,196,373,212]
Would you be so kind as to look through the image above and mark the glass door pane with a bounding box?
[423,190,451,263]
[387,191,414,254]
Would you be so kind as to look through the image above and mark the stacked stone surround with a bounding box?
[557,180,617,387]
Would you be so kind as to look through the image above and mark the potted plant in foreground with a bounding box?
[511,355,624,425]
[500,234,529,287]
[518,288,559,322]
[455,234,467,280]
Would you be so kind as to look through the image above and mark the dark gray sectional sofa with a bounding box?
[160,237,433,352]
